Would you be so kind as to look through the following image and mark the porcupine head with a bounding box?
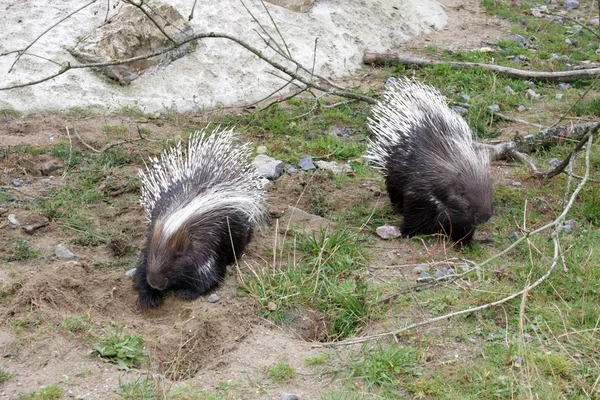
[136,127,265,307]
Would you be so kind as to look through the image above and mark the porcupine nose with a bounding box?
[474,211,492,226]
[148,276,169,291]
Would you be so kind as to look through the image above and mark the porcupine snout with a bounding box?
[147,272,168,291]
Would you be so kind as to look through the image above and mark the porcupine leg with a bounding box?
[400,198,439,237]
[448,224,475,247]
[134,262,164,309]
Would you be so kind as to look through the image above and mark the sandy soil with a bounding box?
[0,0,518,398]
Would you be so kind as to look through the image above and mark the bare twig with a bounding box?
[124,0,176,44]
[7,0,99,73]
[494,112,544,129]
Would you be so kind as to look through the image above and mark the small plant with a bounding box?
[349,345,422,394]
[60,314,92,336]
[266,361,297,383]
[117,375,158,399]
[305,354,328,366]
[0,368,15,384]
[6,238,40,262]
[16,385,64,400]
[92,325,148,370]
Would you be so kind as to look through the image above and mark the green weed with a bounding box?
[117,375,157,399]
[92,326,148,370]
[266,361,297,383]
[6,238,40,262]
[0,368,14,384]
[16,385,64,400]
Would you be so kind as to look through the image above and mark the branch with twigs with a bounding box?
[326,133,593,347]
[362,53,600,83]
[72,124,152,153]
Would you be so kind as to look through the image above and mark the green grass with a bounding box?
[0,368,14,384]
[92,326,148,370]
[5,238,40,262]
[16,385,64,400]
[60,314,92,336]
[266,361,297,383]
[117,375,157,400]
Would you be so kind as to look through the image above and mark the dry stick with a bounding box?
[0,32,377,104]
[327,134,593,347]
[240,0,289,60]
[362,53,600,83]
[72,124,149,153]
[188,0,199,21]
[258,0,292,58]
[494,112,544,129]
[547,74,600,129]
[545,11,600,40]
[105,0,111,22]
[7,0,99,73]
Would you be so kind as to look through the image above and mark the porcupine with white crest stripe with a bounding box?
[366,78,493,245]
[134,127,266,308]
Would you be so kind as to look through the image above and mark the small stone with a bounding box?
[446,268,456,276]
[281,394,299,400]
[487,104,500,113]
[564,38,572,46]
[125,268,136,279]
[508,232,519,241]
[259,177,273,189]
[6,194,18,202]
[12,179,23,187]
[458,93,470,102]
[526,89,540,99]
[556,83,571,90]
[298,156,316,171]
[252,154,284,180]
[267,301,278,311]
[8,214,19,228]
[514,34,527,47]
[286,166,298,174]
[314,160,352,175]
[417,272,434,282]
[562,219,575,233]
[257,146,268,155]
[505,86,516,95]
[67,391,75,398]
[40,160,63,176]
[435,268,448,279]
[512,181,522,187]
[207,293,220,303]
[513,357,525,368]
[555,93,564,100]
[548,158,561,166]
[563,0,579,10]
[375,224,402,239]
[452,106,468,115]
[455,337,462,343]
[413,263,430,274]
[517,105,528,112]
[550,53,561,61]
[385,77,397,88]
[55,244,78,261]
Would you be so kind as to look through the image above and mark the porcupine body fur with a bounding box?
[366,78,493,245]
[134,127,266,309]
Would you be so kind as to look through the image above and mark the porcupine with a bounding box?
[134,127,266,308]
[366,78,493,245]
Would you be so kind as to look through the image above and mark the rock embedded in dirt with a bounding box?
[452,106,468,115]
[207,293,220,303]
[413,264,430,274]
[71,0,195,85]
[314,160,352,175]
[514,34,527,47]
[298,156,316,171]
[8,214,19,228]
[281,393,300,400]
[505,85,516,95]
[55,244,78,261]
[375,224,402,239]
[563,0,579,10]
[125,268,137,279]
[40,160,63,176]
[487,104,500,113]
[252,155,284,180]
[279,206,332,234]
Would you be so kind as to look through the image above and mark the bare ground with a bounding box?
[0,1,518,399]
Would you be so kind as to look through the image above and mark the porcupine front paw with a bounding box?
[138,288,164,309]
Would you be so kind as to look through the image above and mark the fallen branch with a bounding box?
[362,53,600,83]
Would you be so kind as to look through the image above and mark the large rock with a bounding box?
[265,0,314,12]
[71,0,195,85]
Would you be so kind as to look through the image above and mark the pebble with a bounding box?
[526,89,540,99]
[12,179,23,187]
[67,391,75,398]
[286,166,298,174]
[40,160,63,176]
[298,156,316,171]
[256,146,267,155]
[508,232,519,241]
[207,293,220,303]
[556,83,571,90]
[55,244,78,261]
[517,105,528,112]
[125,268,137,279]
[413,264,430,274]
[314,160,352,175]
[505,86,516,95]
[417,272,434,282]
[458,93,470,102]
[375,224,402,239]
[548,158,561,166]
[487,104,500,113]
[513,357,525,367]
[514,34,527,47]
[8,214,19,228]
[555,93,564,100]
[563,0,579,10]
[385,77,397,88]
[281,394,299,400]
[452,106,468,115]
